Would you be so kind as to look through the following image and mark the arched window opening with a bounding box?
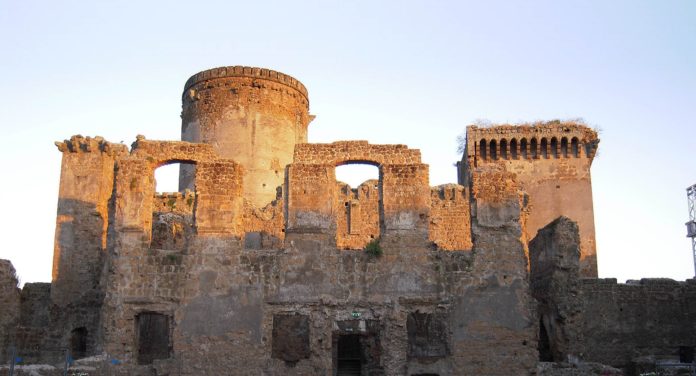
[561,137,568,158]
[152,162,197,251]
[520,138,528,159]
[489,139,498,160]
[336,164,379,189]
[479,139,487,160]
[70,327,88,359]
[155,162,196,193]
[540,138,548,159]
[335,164,380,250]
[571,137,579,157]
[530,138,538,159]
[584,142,594,158]
[550,138,558,159]
[510,139,518,159]
[500,139,508,160]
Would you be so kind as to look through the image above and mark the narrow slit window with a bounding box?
[540,138,548,159]
[520,138,528,159]
[571,137,579,157]
[530,138,538,159]
[479,139,487,160]
[500,139,508,160]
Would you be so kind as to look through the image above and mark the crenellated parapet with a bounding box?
[464,121,599,163]
[183,65,308,104]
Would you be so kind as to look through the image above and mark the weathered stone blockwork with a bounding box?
[460,121,600,277]
[4,65,689,376]
[0,260,20,362]
[429,184,472,251]
[180,66,312,207]
[531,217,696,375]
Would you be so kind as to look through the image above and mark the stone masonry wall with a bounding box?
[578,278,696,372]
[530,216,696,375]
[293,141,421,165]
[429,184,472,251]
[335,180,380,249]
[0,260,20,362]
[242,195,285,250]
[79,138,538,375]
[52,135,127,306]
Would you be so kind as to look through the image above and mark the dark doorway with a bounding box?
[137,312,171,365]
[680,346,694,363]
[337,334,362,375]
[69,327,88,359]
[538,318,553,361]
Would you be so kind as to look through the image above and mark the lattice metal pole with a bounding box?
[686,184,696,276]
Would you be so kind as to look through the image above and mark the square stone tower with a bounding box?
[459,121,599,277]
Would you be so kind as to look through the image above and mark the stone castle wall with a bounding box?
[14,66,695,376]
[0,260,20,362]
[530,217,696,375]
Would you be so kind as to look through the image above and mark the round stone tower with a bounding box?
[179,66,312,207]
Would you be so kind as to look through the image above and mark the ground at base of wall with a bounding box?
[538,361,624,376]
[0,355,105,376]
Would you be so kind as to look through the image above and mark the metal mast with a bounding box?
[686,184,696,276]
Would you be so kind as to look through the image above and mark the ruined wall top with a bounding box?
[183,66,309,104]
[293,141,422,166]
[129,135,222,166]
[54,135,129,156]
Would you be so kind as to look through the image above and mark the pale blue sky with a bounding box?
[1,0,694,284]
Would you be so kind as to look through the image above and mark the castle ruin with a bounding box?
[1,66,694,376]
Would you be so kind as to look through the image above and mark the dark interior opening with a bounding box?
[272,314,310,364]
[538,318,553,362]
[137,312,170,365]
[680,346,694,363]
[337,334,362,375]
[69,327,88,359]
[407,312,449,360]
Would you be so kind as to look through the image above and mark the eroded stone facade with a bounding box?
[0,66,692,376]
[459,122,599,277]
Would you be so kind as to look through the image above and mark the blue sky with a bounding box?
[1,0,694,284]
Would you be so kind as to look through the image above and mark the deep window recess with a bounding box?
[407,312,449,360]
[137,312,171,365]
[69,327,88,359]
[271,314,311,364]
[337,334,362,375]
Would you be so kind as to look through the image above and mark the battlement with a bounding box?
[293,140,421,165]
[54,135,128,156]
[183,65,309,103]
[465,121,599,161]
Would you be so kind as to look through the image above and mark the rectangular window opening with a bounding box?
[136,312,171,365]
